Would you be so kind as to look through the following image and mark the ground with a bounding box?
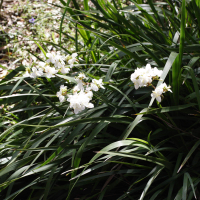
[0,0,75,81]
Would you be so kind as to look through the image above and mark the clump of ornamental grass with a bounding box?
[1,0,200,200]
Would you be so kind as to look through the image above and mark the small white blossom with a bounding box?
[66,53,78,68]
[72,53,78,58]
[57,85,67,102]
[74,73,87,91]
[131,64,171,103]
[151,83,172,102]
[44,66,58,78]
[130,71,141,89]
[73,85,81,94]
[90,79,105,91]
[30,67,43,78]
[77,73,87,80]
[60,66,70,74]
[151,67,163,77]
[139,74,152,87]
[38,62,46,69]
[46,53,57,64]
[158,83,172,93]
[57,93,65,102]
[22,60,29,66]
[54,56,65,68]
[145,64,152,74]
[85,86,92,92]
[67,90,94,114]
[151,87,163,102]
[90,83,99,91]
[75,79,85,91]
[85,90,93,99]
[68,58,77,68]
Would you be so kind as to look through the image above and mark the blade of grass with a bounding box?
[178,139,200,173]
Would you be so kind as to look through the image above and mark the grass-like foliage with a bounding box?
[1,0,200,199]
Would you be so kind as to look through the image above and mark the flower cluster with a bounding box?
[130,64,163,89]
[67,90,94,114]
[57,73,105,114]
[23,50,105,114]
[131,64,172,102]
[24,52,78,78]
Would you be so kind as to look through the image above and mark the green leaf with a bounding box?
[183,66,200,111]
[178,139,200,173]
[182,173,188,200]
[138,103,196,115]
[98,151,172,169]
[139,166,164,200]
[104,60,120,82]
[34,41,46,57]
[172,0,186,105]
[23,80,64,115]
[185,172,197,199]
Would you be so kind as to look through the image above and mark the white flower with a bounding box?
[22,60,29,66]
[46,53,57,64]
[68,58,77,68]
[38,61,46,69]
[54,56,65,68]
[31,56,37,62]
[73,85,81,94]
[133,80,141,90]
[57,92,65,102]
[46,52,64,68]
[74,73,87,91]
[90,83,99,91]
[60,66,70,74]
[30,67,43,78]
[54,60,63,69]
[85,86,92,92]
[67,90,94,114]
[77,73,87,80]
[151,87,163,102]
[145,64,152,74]
[130,71,142,89]
[152,67,163,77]
[75,79,84,91]
[60,85,68,95]
[44,66,58,78]
[130,64,162,89]
[139,74,152,87]
[157,83,172,93]
[131,73,139,88]
[151,83,172,102]
[66,53,78,68]
[57,85,67,102]
[72,53,78,58]
[90,79,105,91]
[85,90,93,99]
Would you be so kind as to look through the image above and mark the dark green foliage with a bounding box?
[1,0,200,199]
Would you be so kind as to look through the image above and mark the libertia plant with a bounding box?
[1,0,200,200]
